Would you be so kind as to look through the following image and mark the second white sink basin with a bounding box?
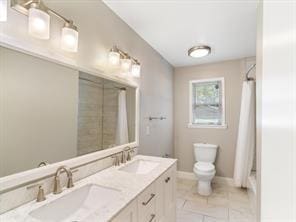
[29,184,119,222]
[119,159,159,174]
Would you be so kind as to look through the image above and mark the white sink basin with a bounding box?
[119,159,159,174]
[29,184,119,222]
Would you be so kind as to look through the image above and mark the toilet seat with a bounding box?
[194,162,215,173]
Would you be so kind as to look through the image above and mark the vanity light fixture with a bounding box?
[11,0,79,52]
[108,46,141,77]
[61,21,79,52]
[28,2,50,39]
[131,61,141,78]
[188,45,211,58]
[0,0,7,21]
[121,55,132,72]
[109,46,120,66]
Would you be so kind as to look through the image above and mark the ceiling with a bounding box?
[103,0,257,67]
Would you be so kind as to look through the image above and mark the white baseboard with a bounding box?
[177,171,196,180]
[177,170,234,187]
[213,176,235,186]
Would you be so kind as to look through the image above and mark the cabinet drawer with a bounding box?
[139,203,156,222]
[138,183,156,221]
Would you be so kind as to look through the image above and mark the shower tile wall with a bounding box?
[126,88,136,142]
[102,86,118,149]
[78,79,120,154]
[78,79,104,155]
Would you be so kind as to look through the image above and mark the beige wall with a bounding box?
[0,1,174,161]
[0,46,78,177]
[174,58,253,177]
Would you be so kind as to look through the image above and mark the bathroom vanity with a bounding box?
[112,157,176,222]
[0,155,177,222]
[0,42,176,221]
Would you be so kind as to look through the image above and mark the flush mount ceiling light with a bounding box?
[188,45,211,58]
[11,0,79,52]
[108,46,141,78]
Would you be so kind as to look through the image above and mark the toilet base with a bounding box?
[197,180,212,196]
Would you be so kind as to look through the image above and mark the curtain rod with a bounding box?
[245,64,256,81]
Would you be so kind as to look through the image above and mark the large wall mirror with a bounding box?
[0,46,137,178]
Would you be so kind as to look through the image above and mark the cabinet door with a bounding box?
[163,164,176,221]
[155,177,164,221]
[112,200,138,222]
[138,183,156,222]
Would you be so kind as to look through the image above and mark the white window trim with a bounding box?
[187,123,228,129]
[188,77,227,129]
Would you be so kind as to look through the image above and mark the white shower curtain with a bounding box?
[233,81,256,187]
[116,90,129,145]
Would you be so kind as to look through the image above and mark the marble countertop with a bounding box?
[0,155,177,222]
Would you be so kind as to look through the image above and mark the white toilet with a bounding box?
[193,143,218,196]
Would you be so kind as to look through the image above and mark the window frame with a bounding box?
[188,77,227,129]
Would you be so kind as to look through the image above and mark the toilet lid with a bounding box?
[194,162,215,172]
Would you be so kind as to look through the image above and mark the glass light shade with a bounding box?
[109,51,120,66]
[0,0,7,22]
[131,63,141,77]
[188,46,211,58]
[28,7,50,39]
[61,27,79,52]
[121,58,132,71]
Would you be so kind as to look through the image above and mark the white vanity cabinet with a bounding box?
[160,166,176,222]
[111,200,138,222]
[138,183,157,222]
[111,164,176,222]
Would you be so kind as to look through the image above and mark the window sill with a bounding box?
[187,123,228,129]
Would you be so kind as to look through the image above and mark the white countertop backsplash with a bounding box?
[0,155,177,222]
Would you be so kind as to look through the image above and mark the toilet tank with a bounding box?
[193,143,218,163]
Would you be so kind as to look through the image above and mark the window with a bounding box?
[189,78,226,128]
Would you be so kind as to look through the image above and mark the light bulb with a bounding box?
[0,0,7,22]
[131,63,141,77]
[28,6,50,39]
[61,23,78,52]
[109,51,120,66]
[121,57,132,71]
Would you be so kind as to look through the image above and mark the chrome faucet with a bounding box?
[53,166,74,194]
[127,148,135,161]
[121,151,127,164]
[122,146,134,163]
[27,183,46,202]
[112,154,121,166]
[38,161,48,167]
[121,146,130,164]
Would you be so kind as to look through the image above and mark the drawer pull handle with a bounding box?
[165,177,171,183]
[148,214,156,222]
[142,193,155,206]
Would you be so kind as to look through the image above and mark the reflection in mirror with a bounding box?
[78,72,136,155]
[0,46,136,177]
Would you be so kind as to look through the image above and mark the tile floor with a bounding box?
[177,178,256,222]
